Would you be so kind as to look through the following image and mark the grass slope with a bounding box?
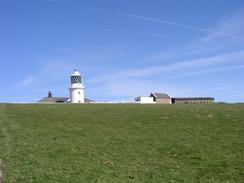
[0,104,243,183]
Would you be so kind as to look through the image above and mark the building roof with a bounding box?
[150,92,171,99]
[71,69,81,76]
[38,97,69,103]
[84,98,95,103]
[38,97,94,103]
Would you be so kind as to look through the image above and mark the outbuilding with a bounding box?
[149,92,171,104]
[135,96,155,104]
[171,97,214,104]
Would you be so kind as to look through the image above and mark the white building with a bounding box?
[135,96,155,104]
[69,69,85,103]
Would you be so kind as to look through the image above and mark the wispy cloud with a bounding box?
[202,9,244,42]
[89,43,244,101]
[99,28,175,39]
[16,76,36,88]
[170,64,244,79]
[117,12,244,40]
[143,10,244,62]
[88,79,190,101]
[40,42,71,53]
[90,49,244,82]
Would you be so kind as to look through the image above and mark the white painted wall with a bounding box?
[69,87,84,103]
[135,97,155,104]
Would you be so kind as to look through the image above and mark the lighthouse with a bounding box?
[69,69,84,103]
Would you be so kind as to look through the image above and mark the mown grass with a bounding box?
[0,103,243,182]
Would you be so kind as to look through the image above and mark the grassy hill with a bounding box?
[0,104,243,182]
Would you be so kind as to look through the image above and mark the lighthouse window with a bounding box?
[78,91,80,94]
[71,76,81,84]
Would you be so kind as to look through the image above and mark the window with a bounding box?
[71,76,81,84]
[78,91,80,94]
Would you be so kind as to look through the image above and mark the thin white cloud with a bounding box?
[170,64,244,79]
[39,42,71,53]
[99,28,175,39]
[202,9,244,42]
[117,12,244,40]
[144,10,244,62]
[16,76,36,87]
[90,49,244,82]
[90,79,190,99]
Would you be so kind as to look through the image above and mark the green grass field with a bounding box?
[0,104,243,183]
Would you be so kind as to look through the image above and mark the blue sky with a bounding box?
[0,0,244,102]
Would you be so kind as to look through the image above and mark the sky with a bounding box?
[0,0,244,103]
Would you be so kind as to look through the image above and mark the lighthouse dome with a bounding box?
[71,69,80,76]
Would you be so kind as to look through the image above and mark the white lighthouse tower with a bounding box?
[69,69,84,103]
